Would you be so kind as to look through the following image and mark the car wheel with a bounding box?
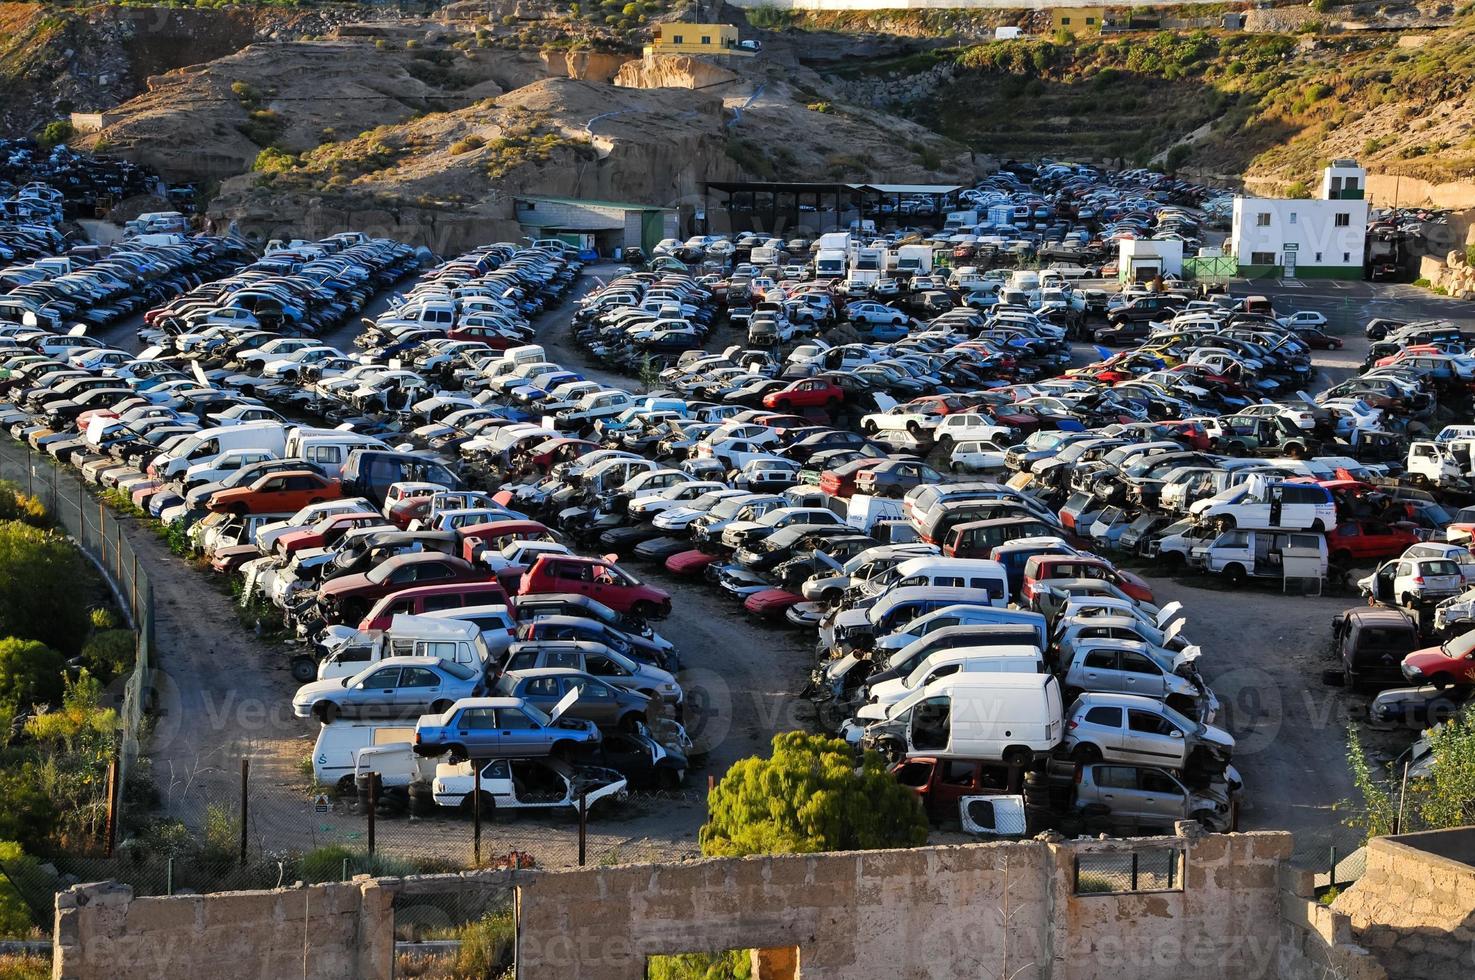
[620,711,646,731]
[1224,563,1247,586]
[1432,675,1453,691]
[862,420,878,434]
[290,657,318,683]
[230,503,249,517]
[447,743,468,763]
[313,701,339,724]
[905,421,923,438]
[1071,742,1102,763]
[631,600,658,620]
[460,791,495,817]
[1002,747,1033,769]
[1218,514,1237,530]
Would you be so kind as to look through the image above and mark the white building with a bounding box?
[1116,238,1183,283]
[1229,160,1369,279]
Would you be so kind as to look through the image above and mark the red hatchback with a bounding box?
[819,458,886,498]
[1325,521,1421,565]
[519,554,672,619]
[762,379,844,412]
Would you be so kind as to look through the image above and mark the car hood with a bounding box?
[318,572,375,597]
[293,675,349,704]
[1199,723,1235,750]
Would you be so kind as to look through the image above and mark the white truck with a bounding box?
[814,232,852,278]
[891,244,934,278]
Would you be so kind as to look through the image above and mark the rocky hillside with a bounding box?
[0,2,355,139]
[791,3,1475,195]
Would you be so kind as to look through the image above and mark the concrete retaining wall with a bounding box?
[55,827,1309,980]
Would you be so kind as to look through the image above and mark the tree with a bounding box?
[1165,143,1192,173]
[0,522,91,654]
[0,636,64,712]
[1346,716,1475,841]
[699,731,928,857]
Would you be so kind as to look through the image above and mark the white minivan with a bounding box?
[858,672,1064,765]
[1189,476,1337,532]
[862,555,1010,606]
[861,644,1046,713]
[313,719,417,790]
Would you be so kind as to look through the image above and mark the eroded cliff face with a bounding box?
[540,48,634,83]
[614,54,741,90]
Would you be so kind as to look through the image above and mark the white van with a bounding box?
[1189,475,1337,532]
[315,615,491,682]
[862,644,1046,712]
[845,494,906,534]
[1189,529,1328,583]
[152,422,290,480]
[862,555,1010,605]
[313,720,417,790]
[866,672,1064,764]
[285,427,389,478]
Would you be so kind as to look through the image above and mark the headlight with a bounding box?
[661,682,676,692]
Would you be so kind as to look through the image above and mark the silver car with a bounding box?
[1074,763,1239,833]
[1063,692,1233,770]
[1061,639,1217,723]
[292,655,483,722]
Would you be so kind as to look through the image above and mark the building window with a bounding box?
[1061,16,1071,24]
[1346,177,1359,189]
[1086,16,1096,23]
[1289,212,1297,224]
[1335,212,1350,227]
[701,35,711,44]
[1343,252,1351,262]
[1256,213,1271,227]
[1251,251,1276,265]
[1315,252,1323,262]
[673,34,683,43]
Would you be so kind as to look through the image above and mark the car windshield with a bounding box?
[1424,560,1461,577]
[523,701,553,726]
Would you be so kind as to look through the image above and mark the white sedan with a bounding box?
[950,439,1010,474]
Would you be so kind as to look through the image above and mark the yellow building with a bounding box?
[646,23,754,58]
[1051,6,1105,35]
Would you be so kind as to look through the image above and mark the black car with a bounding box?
[592,726,689,788]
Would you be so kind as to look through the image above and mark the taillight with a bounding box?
[1067,719,1078,731]
[1414,576,1425,585]
[1074,764,1084,784]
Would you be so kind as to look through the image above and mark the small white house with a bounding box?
[1117,238,1184,283]
[1229,161,1369,279]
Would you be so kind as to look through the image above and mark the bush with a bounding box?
[0,769,57,854]
[0,523,91,655]
[0,482,49,528]
[298,845,425,882]
[251,147,295,173]
[699,732,928,857]
[0,841,46,938]
[35,120,73,148]
[0,637,63,713]
[80,630,134,682]
[1285,180,1313,199]
[89,608,118,631]
[448,135,485,155]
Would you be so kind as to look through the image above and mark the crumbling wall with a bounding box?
[1332,830,1475,979]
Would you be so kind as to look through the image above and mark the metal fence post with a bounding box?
[578,791,587,867]
[1130,850,1139,891]
[1329,846,1339,889]
[167,857,174,896]
[131,551,139,621]
[104,750,120,858]
[473,765,482,867]
[367,777,377,856]
[239,758,249,867]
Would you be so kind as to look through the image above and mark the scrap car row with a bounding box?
[1,161,1472,834]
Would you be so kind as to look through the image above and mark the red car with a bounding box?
[207,470,342,515]
[818,458,886,498]
[1325,521,1421,566]
[1020,555,1154,606]
[316,552,487,622]
[358,580,510,631]
[744,588,804,619]
[1402,631,1475,690]
[457,519,560,564]
[519,554,671,619]
[275,511,385,558]
[665,549,719,576]
[762,379,844,412]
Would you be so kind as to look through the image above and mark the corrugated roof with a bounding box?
[856,184,964,195]
[516,195,673,212]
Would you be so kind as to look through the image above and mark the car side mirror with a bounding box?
[1169,729,1183,739]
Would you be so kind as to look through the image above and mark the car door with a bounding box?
[391,665,444,716]
[1118,649,1167,696]
[353,666,403,717]
[1075,647,1124,692]
[451,706,501,757]
[562,674,620,727]
[495,704,548,756]
[1134,767,1189,827]
[1079,703,1125,758]
[549,559,596,600]
[1123,707,1187,767]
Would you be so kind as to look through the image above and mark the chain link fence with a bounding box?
[0,438,154,849]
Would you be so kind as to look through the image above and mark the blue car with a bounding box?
[413,695,601,761]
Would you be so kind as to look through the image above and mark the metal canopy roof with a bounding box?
[857,184,963,195]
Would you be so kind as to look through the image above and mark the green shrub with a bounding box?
[448,134,485,155]
[1285,180,1313,199]
[0,522,91,654]
[0,482,49,528]
[89,608,117,630]
[0,768,57,854]
[35,120,73,148]
[0,637,64,711]
[0,841,47,938]
[80,630,135,682]
[251,147,294,173]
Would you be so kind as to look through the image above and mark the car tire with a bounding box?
[290,657,318,683]
[230,503,249,517]
[447,743,468,763]
[1003,747,1033,770]
[631,600,657,621]
[1071,743,1102,763]
[313,701,339,724]
[1224,563,1247,586]
[460,791,495,817]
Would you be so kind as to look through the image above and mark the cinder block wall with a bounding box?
[55,830,1301,980]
